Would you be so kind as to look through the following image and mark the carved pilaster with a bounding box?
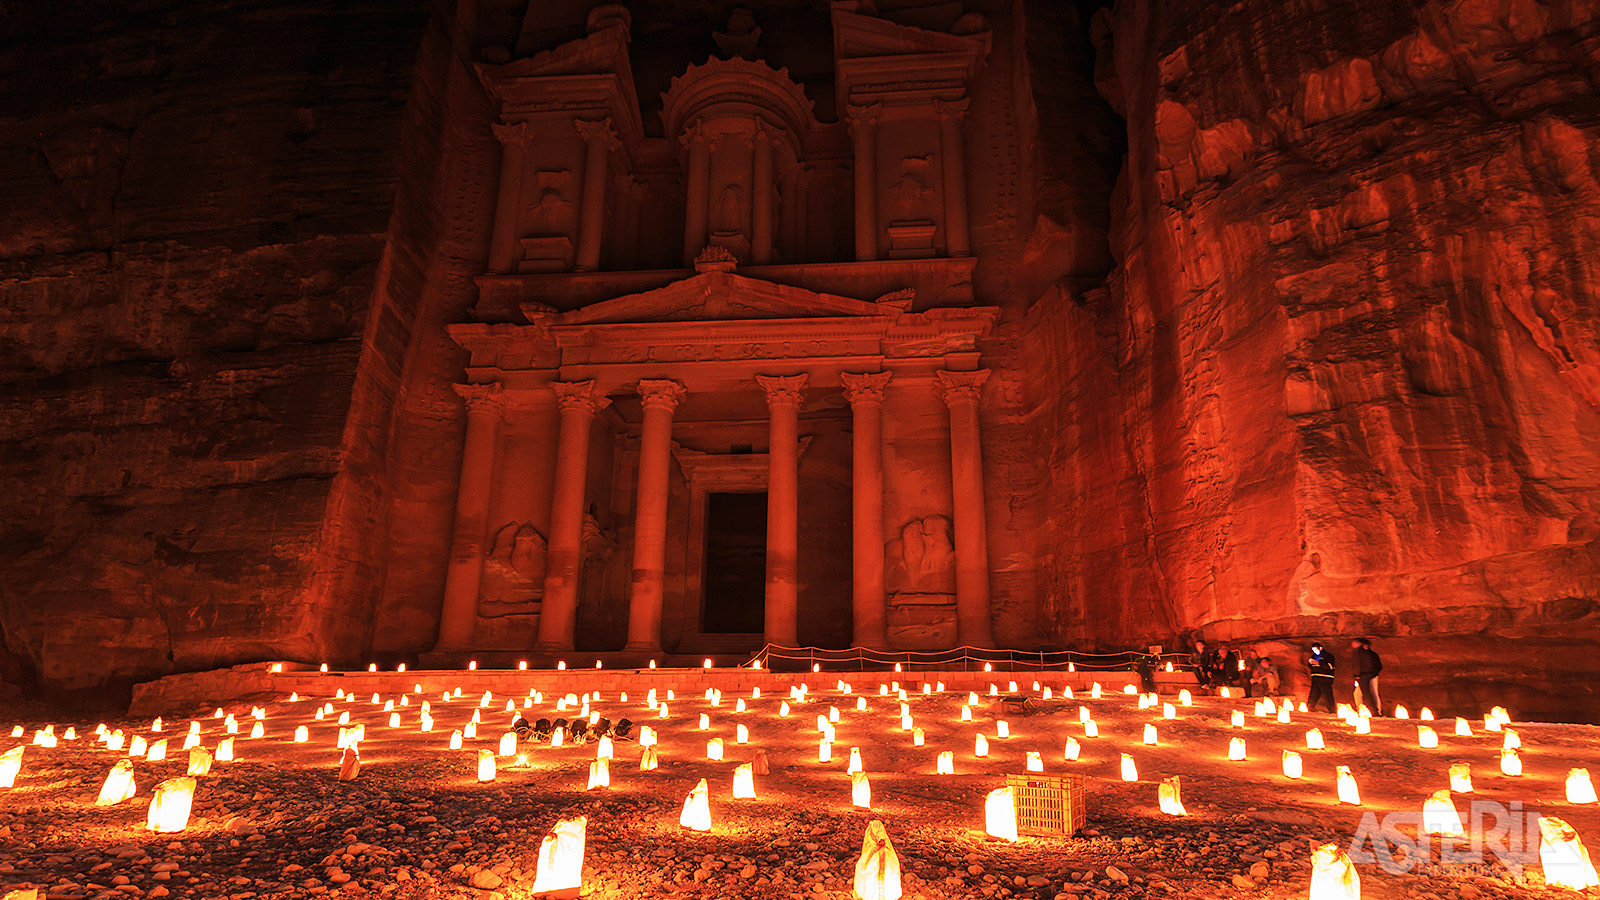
[846,103,883,262]
[933,98,973,257]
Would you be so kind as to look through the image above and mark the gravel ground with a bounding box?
[1,678,1597,899]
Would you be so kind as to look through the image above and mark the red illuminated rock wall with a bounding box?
[1024,0,1600,719]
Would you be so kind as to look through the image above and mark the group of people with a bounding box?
[1188,637,1385,714]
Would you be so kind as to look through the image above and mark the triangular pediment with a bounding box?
[526,272,901,326]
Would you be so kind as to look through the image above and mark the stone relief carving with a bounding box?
[527,170,576,234]
[886,515,956,601]
[888,156,935,218]
[479,521,547,615]
[711,183,746,235]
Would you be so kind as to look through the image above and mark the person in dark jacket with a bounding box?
[1350,638,1384,716]
[1193,640,1219,687]
[1218,648,1241,688]
[1307,642,1337,713]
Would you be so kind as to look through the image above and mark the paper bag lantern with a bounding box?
[1084,720,1099,738]
[1158,775,1187,816]
[852,772,872,809]
[0,746,23,788]
[498,732,517,757]
[187,747,212,777]
[531,816,587,898]
[1026,751,1043,772]
[1567,769,1597,804]
[1163,703,1176,720]
[996,720,1009,739]
[449,730,463,750]
[639,747,659,771]
[1179,689,1193,707]
[1500,748,1523,776]
[1120,754,1138,782]
[735,725,748,745]
[215,738,236,763]
[912,728,925,747]
[1064,738,1080,761]
[1539,816,1600,890]
[339,745,361,782]
[853,820,903,900]
[639,726,656,748]
[146,739,168,762]
[96,760,137,806]
[974,735,989,758]
[1282,750,1302,779]
[1277,707,1292,724]
[1308,843,1360,900]
[146,776,196,833]
[550,726,564,749]
[1422,789,1465,836]
[586,759,609,790]
[129,736,147,758]
[700,714,712,731]
[1417,726,1438,749]
[1455,717,1471,736]
[706,738,724,761]
[1229,737,1247,761]
[732,763,756,799]
[680,778,711,831]
[819,740,832,763]
[475,749,496,783]
[1230,710,1245,728]
[1306,729,1325,750]
[984,787,1018,842]
[293,726,309,744]
[936,751,954,775]
[249,722,264,739]
[1336,766,1360,805]
[1143,724,1158,746]
[848,747,863,774]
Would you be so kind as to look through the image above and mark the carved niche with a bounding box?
[886,514,956,602]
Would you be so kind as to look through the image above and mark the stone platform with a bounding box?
[128,660,1198,717]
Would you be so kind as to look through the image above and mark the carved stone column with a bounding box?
[681,121,711,265]
[488,122,533,275]
[934,98,973,258]
[842,372,892,650]
[937,369,995,649]
[757,373,808,647]
[434,383,505,651]
[624,379,686,652]
[574,118,619,272]
[847,103,882,261]
[751,123,775,265]
[535,380,611,651]
[778,166,800,263]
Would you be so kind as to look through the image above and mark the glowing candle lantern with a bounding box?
[1084,720,1099,738]
[1091,683,1102,699]
[1567,769,1598,804]
[1229,737,1247,761]
[1306,728,1325,750]
[597,735,614,759]
[1449,762,1473,793]
[1414,725,1438,749]
[1043,688,1053,701]
[107,731,126,751]
[639,726,656,748]
[550,726,564,749]
[1394,705,1409,719]
[985,787,1019,842]
[1455,717,1471,736]
[476,749,496,783]
[1539,816,1600,890]
[1484,715,1502,732]
[1283,750,1303,779]
[830,707,841,724]
[1230,710,1245,728]
[779,702,790,718]
[937,751,954,775]
[7,726,18,738]
[420,713,434,732]
[1309,843,1360,900]
[848,747,863,774]
[1336,766,1360,804]
[1163,703,1176,720]
[146,776,196,833]
[1120,754,1138,782]
[1422,790,1465,836]
[492,731,515,758]
[129,736,147,757]
[1490,706,1511,725]
[1159,775,1187,816]
[960,706,973,723]
[1277,707,1292,724]
[852,772,872,808]
[974,735,989,758]
[1026,751,1043,772]
[97,760,138,806]
[587,758,609,790]
[899,714,913,732]
[1420,707,1434,720]
[449,730,463,750]
[338,711,350,726]
[1078,706,1090,723]
[1141,724,1158,746]
[288,725,309,745]
[214,708,225,719]
[0,746,22,788]
[854,819,903,900]
[1501,748,1523,776]
[907,727,924,749]
[1502,729,1520,750]
[658,704,670,720]
[856,697,867,712]
[1355,717,1372,735]
[706,738,724,761]
[187,747,212,776]
[215,738,236,762]
[639,747,659,771]
[1219,687,1232,699]
[819,741,832,763]
[1123,685,1137,696]
[1179,689,1193,707]
[996,720,1010,739]
[699,714,711,731]
[967,691,980,705]
[147,739,167,762]
[1064,738,1080,761]
[680,778,711,831]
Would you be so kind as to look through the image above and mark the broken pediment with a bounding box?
[521,271,900,326]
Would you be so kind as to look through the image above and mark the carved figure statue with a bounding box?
[711,183,746,235]
[886,515,957,598]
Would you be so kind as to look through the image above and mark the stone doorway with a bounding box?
[701,491,767,635]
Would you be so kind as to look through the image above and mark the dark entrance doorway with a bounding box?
[702,491,767,634]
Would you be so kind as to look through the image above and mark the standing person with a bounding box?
[1351,638,1384,716]
[1307,642,1337,713]
[1136,651,1157,695]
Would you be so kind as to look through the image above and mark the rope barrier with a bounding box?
[744,644,1197,674]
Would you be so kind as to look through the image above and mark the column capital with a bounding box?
[846,103,883,131]
[841,371,892,407]
[575,117,621,151]
[933,97,972,122]
[637,379,687,412]
[936,368,989,406]
[551,379,611,416]
[453,382,506,416]
[756,373,809,408]
[679,119,711,151]
[490,121,535,146]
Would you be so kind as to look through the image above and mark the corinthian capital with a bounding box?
[840,371,892,407]
[490,121,535,146]
[551,379,611,416]
[637,379,687,412]
[575,117,621,150]
[933,97,972,122]
[453,382,506,416]
[846,103,883,133]
[756,373,809,408]
[935,369,989,407]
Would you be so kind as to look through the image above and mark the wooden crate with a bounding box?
[1007,773,1086,836]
